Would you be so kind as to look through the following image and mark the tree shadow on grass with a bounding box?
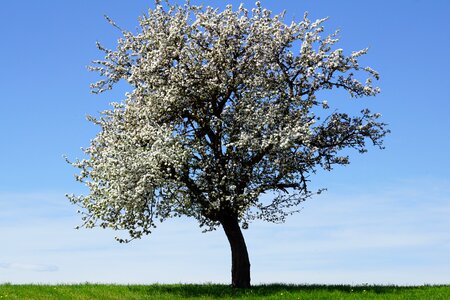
[129,283,439,298]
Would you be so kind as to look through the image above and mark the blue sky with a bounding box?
[0,0,449,285]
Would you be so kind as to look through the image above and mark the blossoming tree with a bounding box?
[68,1,388,288]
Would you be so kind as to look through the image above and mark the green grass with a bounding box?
[0,283,449,299]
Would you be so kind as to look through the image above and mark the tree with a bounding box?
[67,0,389,288]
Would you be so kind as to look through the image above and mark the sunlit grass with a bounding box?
[0,283,449,299]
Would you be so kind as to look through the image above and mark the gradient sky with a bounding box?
[1,0,449,285]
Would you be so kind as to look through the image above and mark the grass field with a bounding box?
[0,284,449,299]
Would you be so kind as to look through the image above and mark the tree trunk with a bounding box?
[220,214,251,288]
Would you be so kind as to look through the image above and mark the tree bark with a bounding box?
[220,214,251,288]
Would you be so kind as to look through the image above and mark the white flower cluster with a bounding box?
[69,1,388,241]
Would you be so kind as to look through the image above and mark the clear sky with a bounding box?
[0,0,449,285]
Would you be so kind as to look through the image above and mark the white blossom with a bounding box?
[68,1,388,242]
